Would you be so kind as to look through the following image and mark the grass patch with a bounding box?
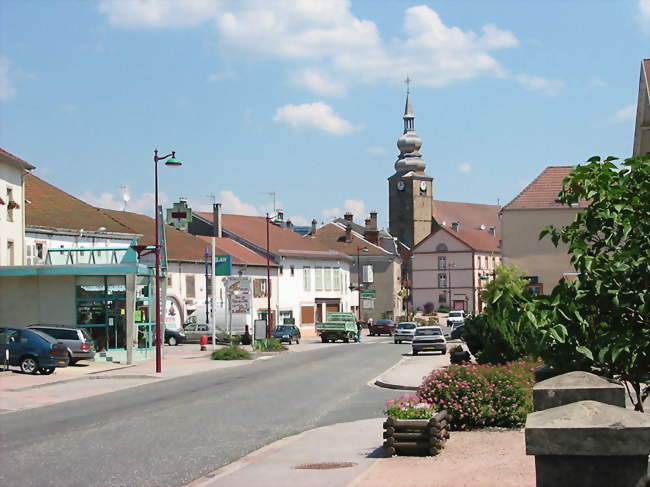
[211,345,252,361]
[253,338,287,352]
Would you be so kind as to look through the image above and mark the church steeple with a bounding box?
[395,77,426,174]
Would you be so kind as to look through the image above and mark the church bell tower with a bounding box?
[388,82,433,249]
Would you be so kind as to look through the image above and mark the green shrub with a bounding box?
[385,394,437,419]
[211,345,251,360]
[415,359,537,430]
[437,305,450,313]
[253,338,287,352]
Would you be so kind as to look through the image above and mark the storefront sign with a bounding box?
[214,255,232,276]
[226,277,251,314]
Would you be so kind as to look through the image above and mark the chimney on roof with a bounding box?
[213,203,222,238]
[345,223,352,243]
[364,211,380,245]
[451,221,460,232]
[286,219,294,231]
[344,212,353,222]
[488,226,496,236]
[311,218,317,236]
[277,209,284,222]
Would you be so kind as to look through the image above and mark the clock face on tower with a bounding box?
[397,181,405,191]
[419,181,427,192]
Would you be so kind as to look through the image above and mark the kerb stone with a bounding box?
[533,370,625,411]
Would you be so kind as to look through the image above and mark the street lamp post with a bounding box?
[266,213,272,338]
[153,149,182,374]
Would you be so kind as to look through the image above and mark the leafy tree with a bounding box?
[539,155,650,411]
[464,264,537,364]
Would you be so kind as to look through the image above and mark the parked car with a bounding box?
[272,325,301,344]
[446,310,465,328]
[28,325,95,365]
[165,328,186,346]
[0,327,69,374]
[183,323,213,343]
[450,324,465,340]
[412,326,447,355]
[369,319,396,336]
[394,322,418,343]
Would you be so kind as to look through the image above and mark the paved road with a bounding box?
[0,338,405,487]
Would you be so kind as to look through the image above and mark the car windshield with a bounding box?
[376,320,393,325]
[398,323,416,329]
[449,312,463,318]
[415,328,442,336]
[275,326,293,332]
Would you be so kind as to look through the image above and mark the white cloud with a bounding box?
[288,215,309,226]
[218,190,258,215]
[640,0,650,33]
[515,73,564,96]
[458,162,472,173]
[81,189,164,216]
[589,78,607,88]
[98,1,526,95]
[321,199,367,222]
[99,0,222,28]
[612,104,636,122]
[208,70,236,82]
[366,145,387,155]
[0,57,15,101]
[274,102,355,135]
[292,68,346,96]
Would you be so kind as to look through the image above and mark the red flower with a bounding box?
[7,200,20,210]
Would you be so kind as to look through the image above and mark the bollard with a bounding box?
[200,335,208,351]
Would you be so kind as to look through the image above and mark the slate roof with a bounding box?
[0,147,36,170]
[432,200,501,236]
[196,212,350,261]
[504,166,589,210]
[309,222,392,256]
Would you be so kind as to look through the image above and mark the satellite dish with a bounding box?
[480,224,486,230]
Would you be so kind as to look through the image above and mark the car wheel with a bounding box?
[39,367,55,375]
[287,338,292,345]
[168,336,178,346]
[296,338,300,344]
[442,347,447,355]
[68,353,77,366]
[412,350,418,356]
[20,356,39,375]
[321,336,327,343]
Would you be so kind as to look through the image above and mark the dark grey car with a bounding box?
[28,325,95,365]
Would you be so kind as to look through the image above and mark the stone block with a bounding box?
[526,400,650,487]
[533,370,625,411]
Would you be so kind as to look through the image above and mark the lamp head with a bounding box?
[165,151,182,166]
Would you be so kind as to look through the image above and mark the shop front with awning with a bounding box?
[0,246,158,364]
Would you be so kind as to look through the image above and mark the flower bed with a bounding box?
[415,359,538,430]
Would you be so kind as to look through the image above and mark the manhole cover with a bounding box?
[294,462,358,470]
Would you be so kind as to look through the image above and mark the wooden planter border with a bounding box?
[383,410,450,456]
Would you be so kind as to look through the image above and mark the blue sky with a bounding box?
[1,0,648,228]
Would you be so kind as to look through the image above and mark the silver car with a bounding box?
[394,322,417,343]
[412,326,447,355]
[28,325,95,365]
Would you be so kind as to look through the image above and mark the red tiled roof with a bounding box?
[196,212,349,261]
[25,174,134,233]
[504,166,589,210]
[435,225,501,252]
[309,222,391,256]
[100,208,213,263]
[0,147,36,170]
[432,200,501,236]
[195,236,274,266]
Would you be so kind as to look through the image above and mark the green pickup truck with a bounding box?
[316,312,359,343]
